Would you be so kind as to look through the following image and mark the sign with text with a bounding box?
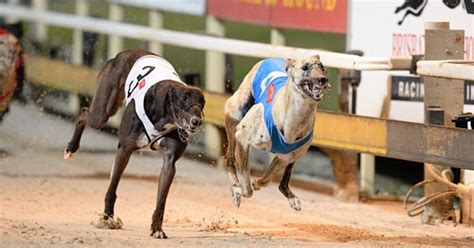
[389,75,474,122]
[207,0,347,34]
[466,81,474,105]
[347,0,473,121]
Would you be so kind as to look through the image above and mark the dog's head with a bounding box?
[168,85,206,135]
[285,55,330,102]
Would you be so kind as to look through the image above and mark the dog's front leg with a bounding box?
[94,145,135,229]
[234,134,253,201]
[151,136,186,239]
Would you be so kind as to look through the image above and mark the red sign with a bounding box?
[207,0,347,34]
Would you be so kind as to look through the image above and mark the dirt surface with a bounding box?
[1,104,473,247]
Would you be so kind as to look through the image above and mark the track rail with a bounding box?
[1,3,474,81]
[26,56,474,169]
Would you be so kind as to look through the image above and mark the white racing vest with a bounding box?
[124,55,186,146]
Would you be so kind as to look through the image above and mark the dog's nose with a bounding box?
[190,117,201,127]
[319,78,329,86]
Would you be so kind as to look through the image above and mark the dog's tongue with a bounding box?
[311,83,321,96]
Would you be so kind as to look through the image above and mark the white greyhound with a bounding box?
[224,56,330,211]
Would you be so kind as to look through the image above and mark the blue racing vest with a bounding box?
[251,58,313,154]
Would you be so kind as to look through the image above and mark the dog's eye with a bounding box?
[302,64,309,71]
[181,94,188,102]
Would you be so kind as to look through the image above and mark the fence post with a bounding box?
[324,52,361,202]
[270,28,285,46]
[107,2,124,128]
[422,21,463,224]
[66,0,89,116]
[205,16,226,165]
[108,3,123,59]
[148,10,163,55]
[360,154,375,195]
[72,0,87,65]
[342,49,375,196]
[31,0,48,43]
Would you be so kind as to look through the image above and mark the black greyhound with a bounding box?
[64,49,205,239]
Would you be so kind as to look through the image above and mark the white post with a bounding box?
[6,0,20,23]
[149,10,163,55]
[270,28,285,46]
[205,16,225,163]
[346,0,374,197]
[108,3,123,59]
[68,0,89,115]
[107,2,124,128]
[31,0,48,42]
[72,0,88,65]
[422,21,461,224]
[360,154,375,195]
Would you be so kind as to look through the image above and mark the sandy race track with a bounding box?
[1,103,473,247]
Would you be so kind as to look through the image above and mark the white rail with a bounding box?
[417,60,474,81]
[0,3,473,81]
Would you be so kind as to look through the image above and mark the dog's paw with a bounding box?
[63,148,74,160]
[151,230,168,239]
[252,179,263,191]
[252,181,260,191]
[93,213,123,229]
[288,197,302,212]
[231,185,242,208]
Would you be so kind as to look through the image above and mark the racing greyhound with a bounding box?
[64,49,205,239]
[224,56,329,211]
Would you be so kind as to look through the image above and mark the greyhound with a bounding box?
[63,49,205,239]
[224,56,329,211]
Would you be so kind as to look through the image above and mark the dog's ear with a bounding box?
[313,54,320,60]
[166,86,176,100]
[285,58,296,71]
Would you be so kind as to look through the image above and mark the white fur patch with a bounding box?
[136,133,150,149]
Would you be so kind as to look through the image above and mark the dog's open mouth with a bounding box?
[300,78,330,102]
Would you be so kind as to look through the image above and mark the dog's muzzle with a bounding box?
[300,77,330,102]
[171,103,204,142]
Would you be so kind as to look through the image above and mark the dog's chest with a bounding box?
[135,123,177,151]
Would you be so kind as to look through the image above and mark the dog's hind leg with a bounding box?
[224,114,240,186]
[64,58,126,159]
[94,143,136,229]
[278,162,301,211]
[150,133,186,239]
[64,108,89,160]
